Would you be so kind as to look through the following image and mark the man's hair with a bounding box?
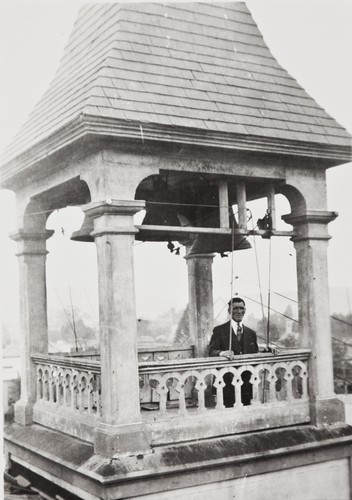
[228,297,246,308]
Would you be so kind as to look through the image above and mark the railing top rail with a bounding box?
[32,349,310,376]
[138,345,194,353]
[32,354,100,373]
[139,349,311,374]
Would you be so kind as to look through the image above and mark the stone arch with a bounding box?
[277,184,307,215]
[20,178,91,232]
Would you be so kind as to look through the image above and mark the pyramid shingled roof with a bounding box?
[2,2,351,170]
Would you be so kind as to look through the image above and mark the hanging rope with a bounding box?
[250,212,266,335]
[266,235,273,350]
[228,212,236,352]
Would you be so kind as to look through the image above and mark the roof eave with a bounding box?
[1,114,351,189]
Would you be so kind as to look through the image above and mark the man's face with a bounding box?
[229,301,246,323]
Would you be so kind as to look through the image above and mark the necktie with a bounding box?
[236,323,242,344]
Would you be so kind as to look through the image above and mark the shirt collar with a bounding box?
[231,319,243,330]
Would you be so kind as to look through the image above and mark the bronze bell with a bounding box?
[70,214,94,242]
[70,206,190,243]
[187,232,251,256]
[135,203,191,242]
[187,211,251,256]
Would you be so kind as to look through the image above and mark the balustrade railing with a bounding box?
[32,354,101,418]
[139,350,310,416]
[31,349,310,444]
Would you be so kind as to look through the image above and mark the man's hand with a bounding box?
[266,345,279,355]
[219,350,235,360]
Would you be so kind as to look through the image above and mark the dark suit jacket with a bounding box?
[209,321,258,356]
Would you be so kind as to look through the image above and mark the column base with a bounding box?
[94,421,152,458]
[310,397,345,426]
[14,399,34,425]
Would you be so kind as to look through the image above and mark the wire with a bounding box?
[332,337,352,347]
[69,287,79,353]
[214,298,229,321]
[17,208,56,219]
[18,200,245,220]
[236,275,352,328]
[55,288,74,332]
[241,293,352,349]
[241,293,298,323]
[235,275,297,303]
[266,236,272,350]
[331,316,352,327]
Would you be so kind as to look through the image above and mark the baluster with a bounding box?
[244,367,256,406]
[301,362,309,400]
[139,374,152,403]
[58,369,64,406]
[157,375,168,414]
[70,372,76,410]
[259,368,268,403]
[83,374,88,412]
[93,374,102,416]
[63,372,70,407]
[36,366,43,401]
[214,371,225,410]
[233,368,243,409]
[44,369,50,401]
[196,371,206,412]
[48,366,54,403]
[251,365,261,406]
[177,376,187,416]
[290,361,306,400]
[87,374,93,414]
[54,366,59,404]
[285,364,294,402]
[78,374,84,413]
[52,366,58,404]
[268,365,276,402]
[184,374,197,409]
[76,371,81,410]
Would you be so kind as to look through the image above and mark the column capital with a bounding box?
[282,210,337,243]
[10,229,54,256]
[282,210,338,226]
[83,199,146,217]
[184,252,216,260]
[83,200,146,237]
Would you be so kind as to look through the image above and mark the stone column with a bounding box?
[283,210,344,425]
[83,200,151,457]
[10,229,54,425]
[185,252,215,358]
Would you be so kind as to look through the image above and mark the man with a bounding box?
[209,297,258,406]
[209,297,258,358]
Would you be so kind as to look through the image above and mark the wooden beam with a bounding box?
[136,225,294,237]
[267,184,276,230]
[218,179,229,228]
[236,181,247,230]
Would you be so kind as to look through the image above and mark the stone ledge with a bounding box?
[4,423,352,499]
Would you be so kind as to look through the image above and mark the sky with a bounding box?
[0,0,351,336]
